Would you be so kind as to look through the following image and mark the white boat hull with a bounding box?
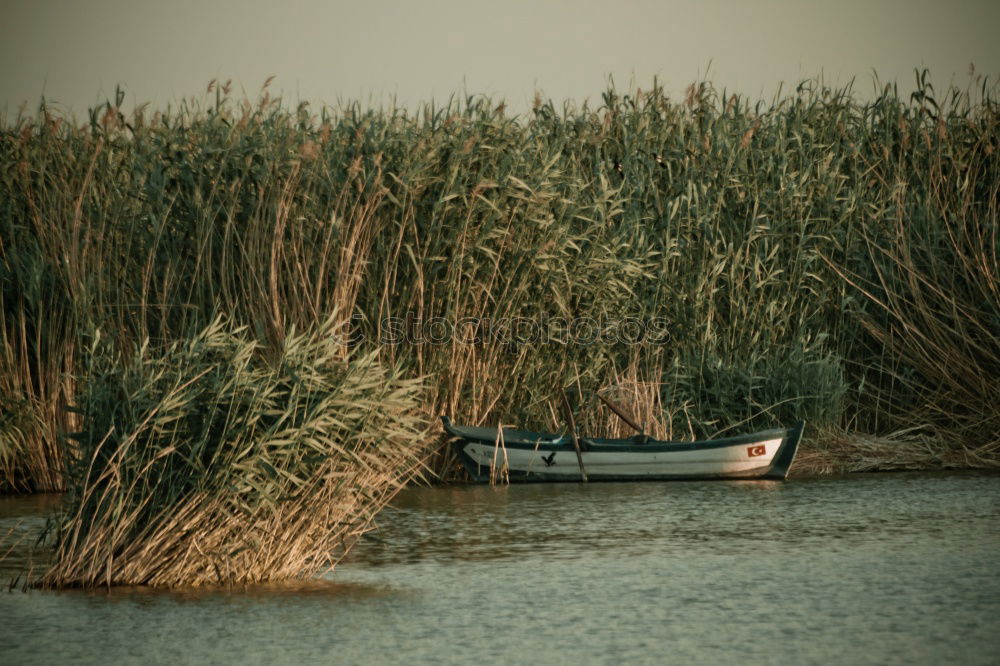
[461,437,785,480]
[443,417,804,482]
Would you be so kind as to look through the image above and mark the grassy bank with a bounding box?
[2,72,998,499]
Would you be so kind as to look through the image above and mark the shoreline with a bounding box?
[8,431,995,499]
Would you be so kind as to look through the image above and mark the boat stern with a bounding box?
[762,420,805,480]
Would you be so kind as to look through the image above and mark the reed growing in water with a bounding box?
[1,71,998,501]
[39,317,428,587]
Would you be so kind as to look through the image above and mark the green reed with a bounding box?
[39,316,428,587]
[2,71,998,497]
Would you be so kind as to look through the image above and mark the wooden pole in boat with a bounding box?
[559,388,588,482]
[595,392,644,435]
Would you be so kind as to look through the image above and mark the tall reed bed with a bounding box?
[2,72,999,498]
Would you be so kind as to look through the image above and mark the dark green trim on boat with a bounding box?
[763,418,804,480]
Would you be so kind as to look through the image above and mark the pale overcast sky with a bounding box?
[2,0,998,116]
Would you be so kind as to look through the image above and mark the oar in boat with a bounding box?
[594,391,649,443]
[559,388,588,482]
[594,391,645,437]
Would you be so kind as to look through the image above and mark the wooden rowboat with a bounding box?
[441,416,804,482]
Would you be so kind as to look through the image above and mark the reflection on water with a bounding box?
[348,481,794,565]
[346,476,968,566]
[55,578,395,603]
[1,472,999,665]
[0,493,59,584]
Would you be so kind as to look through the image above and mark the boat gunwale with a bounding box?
[441,416,799,454]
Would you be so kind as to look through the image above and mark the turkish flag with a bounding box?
[747,444,766,457]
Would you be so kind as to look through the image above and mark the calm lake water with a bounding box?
[1,472,998,665]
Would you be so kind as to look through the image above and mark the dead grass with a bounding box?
[791,426,998,477]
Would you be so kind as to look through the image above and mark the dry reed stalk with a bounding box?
[791,426,995,477]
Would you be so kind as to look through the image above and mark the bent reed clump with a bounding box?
[1,70,999,506]
[40,316,428,588]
